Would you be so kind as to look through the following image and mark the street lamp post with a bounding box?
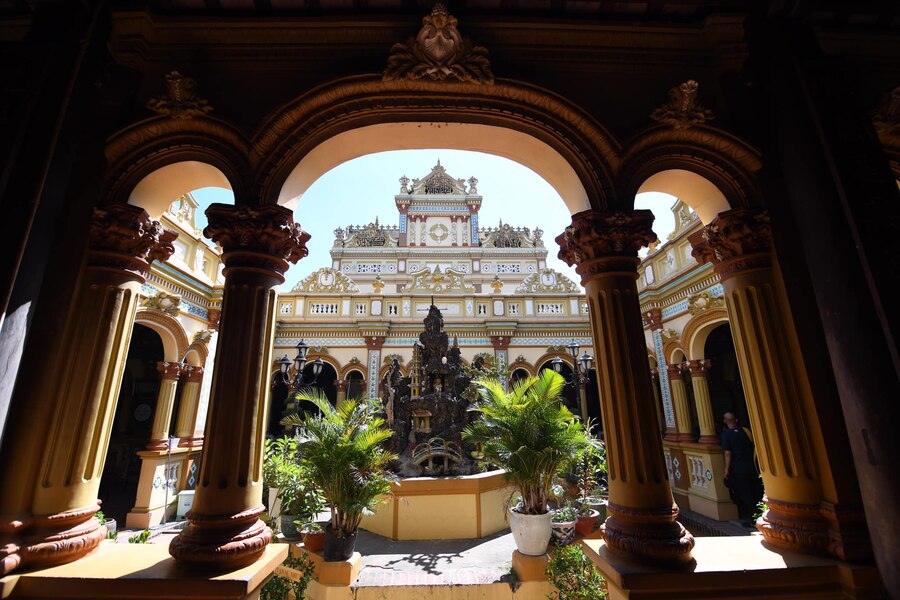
[551,339,594,423]
[272,340,325,429]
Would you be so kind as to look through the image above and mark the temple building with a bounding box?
[271,161,597,429]
[1,2,898,598]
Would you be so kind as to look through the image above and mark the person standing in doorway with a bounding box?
[721,411,762,526]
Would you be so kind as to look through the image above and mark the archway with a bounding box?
[704,324,750,438]
[346,369,365,399]
[98,324,164,525]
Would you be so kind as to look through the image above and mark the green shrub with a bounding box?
[546,544,606,600]
[128,529,151,544]
[260,551,315,600]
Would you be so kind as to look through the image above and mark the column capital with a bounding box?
[366,336,385,350]
[490,335,510,350]
[157,361,185,381]
[666,363,686,381]
[183,365,205,383]
[556,210,657,283]
[334,379,348,392]
[89,204,178,281]
[644,308,664,331]
[687,359,712,377]
[689,209,772,280]
[204,204,310,282]
[207,308,221,330]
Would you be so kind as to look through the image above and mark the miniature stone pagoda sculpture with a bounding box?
[384,303,477,476]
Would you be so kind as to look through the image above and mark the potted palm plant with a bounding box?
[264,436,323,540]
[282,389,396,562]
[570,435,606,536]
[463,369,588,556]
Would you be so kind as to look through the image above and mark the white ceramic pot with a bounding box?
[508,508,552,556]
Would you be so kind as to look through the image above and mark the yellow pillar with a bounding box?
[147,362,184,450]
[335,379,348,403]
[666,364,695,443]
[0,204,175,575]
[170,204,309,570]
[687,360,719,445]
[690,209,828,554]
[175,366,205,448]
[557,210,693,564]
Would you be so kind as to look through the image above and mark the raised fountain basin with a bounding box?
[361,470,515,540]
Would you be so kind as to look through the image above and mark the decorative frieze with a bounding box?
[292,267,359,293]
[515,268,578,294]
[143,290,182,316]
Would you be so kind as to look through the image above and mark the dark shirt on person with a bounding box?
[721,426,755,476]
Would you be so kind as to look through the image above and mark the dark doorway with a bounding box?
[98,324,164,524]
[347,369,365,399]
[510,368,530,386]
[704,325,751,437]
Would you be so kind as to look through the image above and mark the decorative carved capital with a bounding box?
[556,211,656,283]
[601,502,694,564]
[158,361,185,381]
[383,4,494,85]
[490,336,510,351]
[334,379,349,392]
[183,366,205,383]
[650,80,715,130]
[689,209,772,280]
[644,308,663,330]
[666,363,685,381]
[204,204,310,281]
[89,204,177,280]
[687,359,712,377]
[146,71,213,120]
[366,336,385,350]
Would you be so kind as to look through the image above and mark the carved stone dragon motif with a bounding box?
[651,80,715,130]
[146,71,213,120]
[384,4,494,85]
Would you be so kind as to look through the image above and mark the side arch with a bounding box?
[683,308,730,360]
[665,343,687,366]
[618,124,763,219]
[135,309,189,363]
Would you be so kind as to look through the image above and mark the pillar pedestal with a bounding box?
[557,210,693,565]
[0,204,176,575]
[687,360,719,445]
[169,204,309,570]
[691,210,830,555]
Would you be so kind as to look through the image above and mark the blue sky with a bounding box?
[191,150,676,291]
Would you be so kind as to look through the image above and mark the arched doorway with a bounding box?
[704,324,750,438]
[98,324,164,524]
[510,368,530,386]
[346,370,365,399]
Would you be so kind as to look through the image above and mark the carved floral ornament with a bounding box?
[89,204,177,278]
[146,71,213,120]
[143,290,182,316]
[690,210,771,266]
[557,211,657,270]
[650,80,715,130]
[515,268,579,294]
[292,267,359,294]
[688,292,725,315]
[384,4,494,85]
[203,205,309,275]
[407,265,474,293]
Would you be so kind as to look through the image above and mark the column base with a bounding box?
[146,438,172,451]
[177,436,203,449]
[697,435,720,445]
[7,505,107,575]
[169,504,273,570]
[601,502,694,564]
[758,497,830,556]
[820,501,873,563]
[675,433,698,443]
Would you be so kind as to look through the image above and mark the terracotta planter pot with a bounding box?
[302,529,325,551]
[575,509,599,536]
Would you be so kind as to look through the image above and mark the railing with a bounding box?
[411,437,462,466]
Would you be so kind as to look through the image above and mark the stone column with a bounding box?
[666,364,695,443]
[646,309,678,441]
[147,362,185,450]
[170,204,309,570]
[490,335,510,391]
[175,366,205,448]
[687,360,718,445]
[557,210,693,564]
[690,209,828,554]
[0,204,175,575]
[365,337,385,399]
[334,379,348,404]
